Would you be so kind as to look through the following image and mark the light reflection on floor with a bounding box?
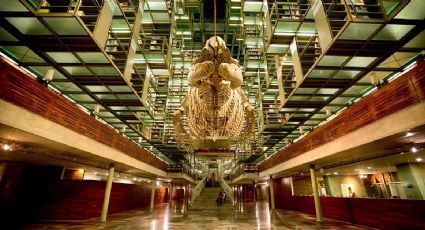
[22,202,369,229]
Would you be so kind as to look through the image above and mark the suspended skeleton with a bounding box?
[173,36,255,148]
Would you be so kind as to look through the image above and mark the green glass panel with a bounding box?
[404,30,425,48]
[77,52,110,63]
[117,94,138,100]
[334,70,361,79]
[29,66,66,79]
[316,88,339,94]
[345,57,378,67]
[63,66,91,75]
[308,69,335,78]
[275,21,300,33]
[91,67,119,76]
[108,86,132,92]
[46,52,80,63]
[339,23,380,40]
[44,17,87,35]
[146,1,167,11]
[151,12,170,22]
[318,55,349,67]
[6,17,52,35]
[70,94,95,101]
[299,22,316,33]
[395,0,425,20]
[0,1,28,11]
[373,24,415,41]
[267,44,289,54]
[86,85,109,92]
[1,46,45,63]
[243,2,264,12]
[0,27,17,41]
[52,82,80,91]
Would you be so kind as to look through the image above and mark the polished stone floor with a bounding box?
[22,202,370,230]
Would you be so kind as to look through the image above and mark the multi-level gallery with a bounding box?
[0,0,424,229]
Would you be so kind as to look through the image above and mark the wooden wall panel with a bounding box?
[260,59,425,172]
[172,188,185,203]
[10,178,154,221]
[154,187,169,205]
[272,177,425,230]
[0,59,166,171]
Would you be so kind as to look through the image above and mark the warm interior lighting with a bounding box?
[411,147,418,153]
[2,144,10,151]
[416,158,423,162]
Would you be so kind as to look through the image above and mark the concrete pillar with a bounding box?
[310,165,323,223]
[269,179,275,210]
[100,163,115,222]
[289,38,304,86]
[150,186,155,210]
[93,0,114,48]
[169,184,173,204]
[311,0,333,51]
[183,185,188,214]
[123,0,145,82]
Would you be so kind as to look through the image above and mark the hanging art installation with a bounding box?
[173,36,255,150]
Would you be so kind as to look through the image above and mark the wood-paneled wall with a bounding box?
[272,178,425,230]
[260,59,425,171]
[155,187,169,205]
[0,59,166,171]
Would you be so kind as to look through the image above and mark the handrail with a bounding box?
[218,176,235,206]
[190,175,207,206]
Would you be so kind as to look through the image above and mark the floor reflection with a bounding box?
[22,202,369,229]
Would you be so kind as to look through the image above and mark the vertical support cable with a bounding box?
[214,0,217,39]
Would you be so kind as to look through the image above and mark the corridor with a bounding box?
[22,202,368,230]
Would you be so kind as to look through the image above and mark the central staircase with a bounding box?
[191,186,234,210]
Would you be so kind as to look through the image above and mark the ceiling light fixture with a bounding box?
[416,158,422,162]
[411,147,418,153]
[2,143,10,151]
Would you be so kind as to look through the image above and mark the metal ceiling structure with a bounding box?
[0,0,424,173]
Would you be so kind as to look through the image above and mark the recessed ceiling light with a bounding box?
[416,158,422,162]
[367,166,372,169]
[2,144,10,151]
[333,172,338,175]
[411,147,418,153]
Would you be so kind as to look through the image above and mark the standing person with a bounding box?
[216,192,224,205]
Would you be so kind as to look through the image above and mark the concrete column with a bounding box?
[123,0,145,82]
[269,179,275,210]
[183,185,188,214]
[169,184,173,204]
[310,165,323,223]
[100,163,115,222]
[311,0,333,51]
[93,0,114,48]
[150,186,156,210]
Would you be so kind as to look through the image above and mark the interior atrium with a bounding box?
[0,0,424,229]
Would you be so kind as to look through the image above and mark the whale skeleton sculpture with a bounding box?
[173,36,255,150]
